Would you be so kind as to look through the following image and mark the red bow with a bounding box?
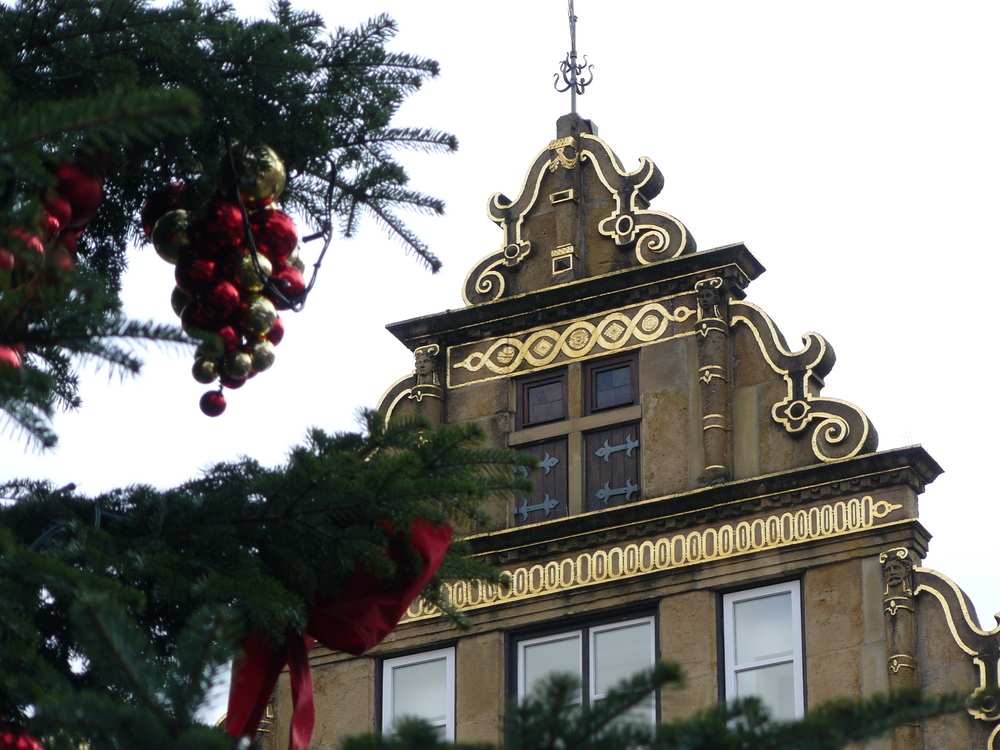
[226,520,452,750]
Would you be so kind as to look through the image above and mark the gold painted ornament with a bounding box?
[232,251,272,292]
[249,339,276,372]
[170,286,190,317]
[192,357,219,384]
[241,295,277,337]
[151,210,191,264]
[224,350,253,380]
[238,145,286,206]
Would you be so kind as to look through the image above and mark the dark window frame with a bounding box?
[584,353,638,415]
[516,368,568,429]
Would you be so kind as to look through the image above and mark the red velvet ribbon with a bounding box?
[226,520,452,750]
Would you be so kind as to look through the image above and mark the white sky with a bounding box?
[3,0,998,663]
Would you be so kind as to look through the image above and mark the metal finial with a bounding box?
[553,0,593,113]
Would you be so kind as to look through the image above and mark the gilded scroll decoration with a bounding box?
[582,133,691,265]
[730,300,878,462]
[449,300,695,385]
[913,566,1000,731]
[402,495,902,622]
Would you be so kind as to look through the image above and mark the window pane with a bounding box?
[521,633,582,700]
[391,657,448,728]
[592,620,653,695]
[734,662,796,721]
[733,592,793,665]
[527,381,564,423]
[594,365,632,410]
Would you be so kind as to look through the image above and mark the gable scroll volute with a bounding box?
[730,300,878,463]
[462,116,695,306]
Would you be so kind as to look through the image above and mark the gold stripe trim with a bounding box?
[403,495,902,622]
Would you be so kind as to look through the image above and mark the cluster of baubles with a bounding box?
[0,161,103,370]
[142,147,305,417]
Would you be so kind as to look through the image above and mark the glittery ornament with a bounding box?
[240,295,277,337]
[141,183,186,239]
[52,162,103,229]
[249,339,276,372]
[265,315,285,345]
[152,210,192,264]
[170,286,191,317]
[225,350,253,380]
[251,209,297,262]
[237,145,286,206]
[192,357,219,384]
[195,199,246,251]
[231,251,271,292]
[199,390,227,416]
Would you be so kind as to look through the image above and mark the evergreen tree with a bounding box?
[0,3,981,750]
[1,0,455,447]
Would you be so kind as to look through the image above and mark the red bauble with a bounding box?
[267,264,305,310]
[265,315,285,345]
[0,345,23,369]
[219,373,247,389]
[0,249,14,274]
[56,228,82,254]
[140,182,186,239]
[174,256,218,293]
[43,194,72,230]
[203,279,241,319]
[199,390,227,417]
[250,209,297,262]
[218,324,242,351]
[180,302,218,336]
[194,199,246,251]
[52,162,103,230]
[0,727,43,750]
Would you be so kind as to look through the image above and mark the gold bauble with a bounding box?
[249,339,276,372]
[288,246,305,273]
[170,286,190,317]
[151,210,191,264]
[224,350,253,380]
[192,357,219,384]
[241,295,277,337]
[232,252,272,293]
[238,145,286,205]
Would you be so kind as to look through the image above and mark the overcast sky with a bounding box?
[4,0,998,644]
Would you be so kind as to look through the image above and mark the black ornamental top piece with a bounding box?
[553,0,594,113]
[462,114,696,306]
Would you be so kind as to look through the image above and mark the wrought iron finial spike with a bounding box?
[553,0,593,113]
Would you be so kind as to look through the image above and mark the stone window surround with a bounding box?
[380,646,456,741]
[721,580,805,721]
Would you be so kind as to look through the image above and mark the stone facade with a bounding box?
[272,115,1000,750]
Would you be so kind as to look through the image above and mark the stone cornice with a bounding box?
[468,446,941,565]
[387,243,765,350]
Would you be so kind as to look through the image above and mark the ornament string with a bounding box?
[221,135,332,313]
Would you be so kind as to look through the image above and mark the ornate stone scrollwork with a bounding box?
[913,565,1000,733]
[730,301,878,463]
[581,133,692,266]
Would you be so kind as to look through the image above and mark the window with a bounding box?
[517,369,567,429]
[585,354,637,414]
[514,438,568,525]
[722,582,804,720]
[381,647,455,740]
[585,422,640,512]
[515,616,656,726]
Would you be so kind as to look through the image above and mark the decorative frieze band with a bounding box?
[448,295,696,387]
[402,494,902,622]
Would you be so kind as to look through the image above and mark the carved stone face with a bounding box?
[415,352,435,377]
[698,285,720,311]
[883,559,909,588]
